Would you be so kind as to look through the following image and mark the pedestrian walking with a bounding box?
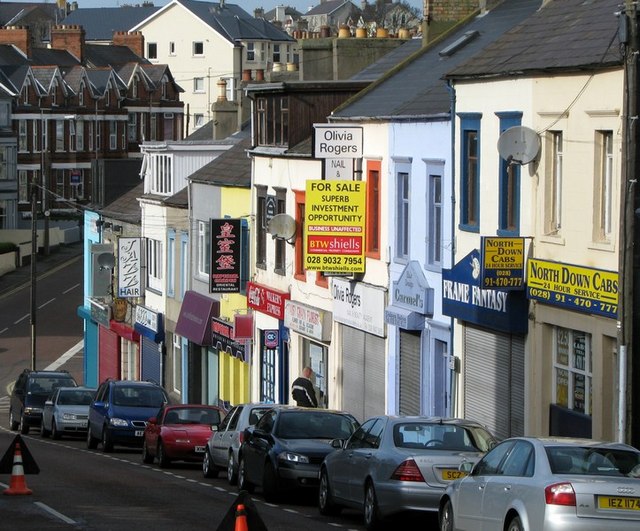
[291,366,319,407]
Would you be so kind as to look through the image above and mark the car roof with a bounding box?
[165,404,221,410]
[57,386,93,392]
[508,436,639,451]
[30,371,74,377]
[107,380,162,387]
[375,415,490,427]
[275,406,353,416]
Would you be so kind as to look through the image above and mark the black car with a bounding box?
[9,369,78,434]
[238,406,359,502]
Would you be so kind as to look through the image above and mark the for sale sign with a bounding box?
[304,180,366,274]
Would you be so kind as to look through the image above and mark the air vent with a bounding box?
[439,31,480,57]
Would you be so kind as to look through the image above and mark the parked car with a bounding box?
[141,404,224,468]
[87,379,170,452]
[319,416,496,530]
[238,406,359,502]
[9,369,78,434]
[203,402,274,484]
[41,387,96,439]
[439,436,640,531]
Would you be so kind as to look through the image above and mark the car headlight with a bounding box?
[278,452,310,464]
[62,413,77,420]
[109,418,129,427]
[24,407,43,414]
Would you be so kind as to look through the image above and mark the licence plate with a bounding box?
[441,469,468,481]
[134,430,144,437]
[195,446,205,453]
[598,496,640,510]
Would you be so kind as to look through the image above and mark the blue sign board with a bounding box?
[442,249,528,334]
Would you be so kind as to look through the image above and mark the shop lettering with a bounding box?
[394,289,423,308]
[443,280,508,313]
[530,262,618,293]
[332,284,361,308]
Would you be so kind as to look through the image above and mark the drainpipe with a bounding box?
[446,79,457,417]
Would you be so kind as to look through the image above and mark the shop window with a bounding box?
[553,327,592,415]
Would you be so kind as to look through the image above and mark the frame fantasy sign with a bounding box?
[304,179,366,274]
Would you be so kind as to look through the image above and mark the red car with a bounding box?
[142,405,224,468]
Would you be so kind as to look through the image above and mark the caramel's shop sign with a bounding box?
[527,258,618,319]
[442,249,528,333]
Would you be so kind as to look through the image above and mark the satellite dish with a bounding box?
[497,126,541,165]
[97,253,115,269]
[267,214,296,242]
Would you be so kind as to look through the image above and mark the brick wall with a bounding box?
[0,26,31,57]
[428,0,500,22]
[113,31,144,58]
[51,25,85,62]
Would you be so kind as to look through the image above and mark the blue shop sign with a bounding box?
[442,249,528,334]
[134,305,164,343]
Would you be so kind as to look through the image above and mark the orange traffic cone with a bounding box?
[3,442,32,496]
[234,503,248,531]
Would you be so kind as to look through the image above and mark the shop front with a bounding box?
[134,305,164,386]
[443,249,528,440]
[211,316,250,406]
[175,290,220,404]
[247,281,290,404]
[332,278,386,421]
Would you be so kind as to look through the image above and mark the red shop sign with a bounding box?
[246,281,290,320]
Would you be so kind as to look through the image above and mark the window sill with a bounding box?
[458,223,479,233]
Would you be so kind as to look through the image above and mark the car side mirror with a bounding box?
[331,438,344,449]
[45,400,53,406]
[92,400,105,409]
[459,461,475,474]
[210,424,219,432]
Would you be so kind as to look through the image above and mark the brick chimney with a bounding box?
[0,26,32,58]
[51,25,85,62]
[113,31,145,58]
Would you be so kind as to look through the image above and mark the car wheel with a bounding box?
[51,420,61,440]
[507,515,524,531]
[9,410,19,431]
[238,457,254,493]
[86,426,99,449]
[40,420,50,438]
[440,499,455,531]
[227,452,238,485]
[319,468,341,516]
[203,449,219,478]
[102,426,114,453]
[19,415,29,435]
[262,462,280,503]
[142,440,154,464]
[363,481,382,531]
[157,441,170,468]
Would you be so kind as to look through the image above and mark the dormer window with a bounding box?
[22,79,30,105]
[161,75,168,100]
[106,82,111,106]
[132,75,138,99]
[52,79,58,106]
[79,81,84,106]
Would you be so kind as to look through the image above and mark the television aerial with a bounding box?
[497,126,541,165]
[267,214,297,244]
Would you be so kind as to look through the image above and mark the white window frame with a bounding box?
[197,220,210,277]
[76,120,84,151]
[56,120,64,151]
[246,42,256,61]
[147,42,158,60]
[150,153,173,195]
[595,130,613,241]
[172,334,182,394]
[109,121,117,150]
[194,114,204,128]
[18,170,28,203]
[18,120,27,152]
[169,42,176,56]
[395,166,410,261]
[180,234,189,299]
[193,77,205,93]
[146,238,163,292]
[0,101,10,126]
[69,120,76,152]
[427,165,443,268]
[552,327,592,416]
[192,41,204,57]
[167,231,176,297]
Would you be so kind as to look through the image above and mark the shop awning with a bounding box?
[384,305,424,330]
[175,291,219,345]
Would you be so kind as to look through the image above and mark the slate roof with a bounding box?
[100,181,144,224]
[62,6,161,41]
[84,43,148,68]
[445,0,623,80]
[0,2,62,25]
[163,186,189,208]
[304,0,355,17]
[31,48,80,68]
[331,0,542,120]
[188,127,251,186]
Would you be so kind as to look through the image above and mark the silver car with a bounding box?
[319,416,496,530]
[439,437,640,531]
[202,402,273,484]
[41,387,96,439]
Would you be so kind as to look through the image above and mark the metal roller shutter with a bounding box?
[342,327,385,423]
[463,326,524,439]
[98,326,119,382]
[141,336,161,385]
[399,330,421,416]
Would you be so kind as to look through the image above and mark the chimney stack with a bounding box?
[51,25,85,63]
[113,31,145,58]
[0,26,31,57]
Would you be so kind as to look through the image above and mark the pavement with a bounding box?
[0,242,84,300]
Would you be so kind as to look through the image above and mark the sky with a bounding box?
[72,0,425,15]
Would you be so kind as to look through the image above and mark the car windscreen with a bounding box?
[276,412,355,440]
[29,377,76,394]
[546,446,640,477]
[58,390,95,405]
[393,423,493,452]
[113,386,166,408]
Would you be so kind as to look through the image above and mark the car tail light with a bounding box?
[239,431,245,445]
[391,459,425,482]
[545,482,576,506]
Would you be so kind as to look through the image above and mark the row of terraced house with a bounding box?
[2,0,636,446]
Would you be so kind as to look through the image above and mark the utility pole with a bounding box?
[621,0,640,447]
[30,172,37,370]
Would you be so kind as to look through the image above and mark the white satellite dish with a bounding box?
[497,126,541,165]
[267,214,297,243]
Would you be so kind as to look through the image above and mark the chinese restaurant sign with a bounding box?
[527,258,618,319]
[118,237,141,298]
[210,219,242,293]
[304,180,366,274]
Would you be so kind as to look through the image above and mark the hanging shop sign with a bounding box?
[90,298,111,328]
[481,236,525,290]
[134,305,164,342]
[246,282,290,320]
[117,237,142,298]
[304,179,366,274]
[527,258,618,319]
[332,278,386,337]
[264,329,279,349]
[284,300,332,342]
[211,317,246,362]
[210,218,242,293]
[385,261,433,330]
[313,125,363,159]
[442,249,528,333]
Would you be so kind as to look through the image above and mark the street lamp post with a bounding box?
[30,170,37,370]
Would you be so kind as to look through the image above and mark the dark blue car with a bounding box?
[87,379,169,452]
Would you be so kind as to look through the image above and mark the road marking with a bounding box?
[44,340,83,371]
[14,314,29,324]
[0,327,7,334]
[38,298,56,310]
[63,283,80,294]
[34,501,77,525]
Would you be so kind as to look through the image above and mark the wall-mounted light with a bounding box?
[113,224,122,233]
[103,221,112,229]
